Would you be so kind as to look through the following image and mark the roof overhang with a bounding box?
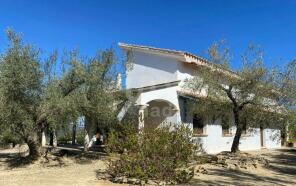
[119,42,208,65]
[131,80,181,93]
[119,42,239,78]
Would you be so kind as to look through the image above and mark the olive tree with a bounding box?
[39,48,126,150]
[59,49,124,150]
[0,29,126,157]
[186,42,296,153]
[0,30,43,157]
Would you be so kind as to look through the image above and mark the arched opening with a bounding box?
[144,99,178,130]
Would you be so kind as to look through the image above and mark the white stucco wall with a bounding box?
[194,127,281,154]
[126,51,179,89]
[138,86,180,110]
[177,62,194,81]
[264,129,281,148]
[238,129,261,151]
[177,62,207,84]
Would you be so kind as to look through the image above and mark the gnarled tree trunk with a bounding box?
[24,136,40,159]
[231,109,242,153]
[41,128,47,147]
[49,130,57,147]
[84,116,91,151]
[84,116,97,151]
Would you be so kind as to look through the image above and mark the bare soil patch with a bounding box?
[1,147,296,186]
[192,148,296,186]
[0,146,123,186]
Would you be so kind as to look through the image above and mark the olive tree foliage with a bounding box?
[41,47,130,150]
[39,49,126,141]
[64,50,123,124]
[0,30,127,157]
[0,30,43,157]
[279,60,296,141]
[186,42,296,152]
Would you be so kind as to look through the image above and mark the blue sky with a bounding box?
[0,0,295,70]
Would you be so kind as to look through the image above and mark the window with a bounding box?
[221,116,231,135]
[193,114,204,134]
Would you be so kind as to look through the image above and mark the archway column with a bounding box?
[41,130,46,147]
[136,104,149,131]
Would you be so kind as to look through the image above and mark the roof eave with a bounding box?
[119,42,186,61]
[118,42,238,77]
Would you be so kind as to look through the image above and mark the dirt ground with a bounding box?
[0,147,123,186]
[0,147,296,186]
[193,148,296,186]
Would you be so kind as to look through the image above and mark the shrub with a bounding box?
[288,123,296,143]
[106,123,138,153]
[76,129,85,145]
[57,130,72,144]
[0,130,20,146]
[106,123,199,183]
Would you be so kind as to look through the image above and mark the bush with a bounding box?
[57,130,72,144]
[106,123,199,183]
[288,124,296,143]
[106,123,138,153]
[57,127,85,145]
[0,130,20,146]
[76,129,85,145]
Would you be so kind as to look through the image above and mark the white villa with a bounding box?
[118,43,281,154]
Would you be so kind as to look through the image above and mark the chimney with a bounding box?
[116,73,122,90]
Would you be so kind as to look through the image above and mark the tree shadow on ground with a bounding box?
[51,147,107,165]
[264,148,296,176]
[0,145,107,169]
[191,148,296,186]
[191,167,295,186]
[0,151,39,168]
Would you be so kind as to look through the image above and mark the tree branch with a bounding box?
[223,85,238,107]
[238,100,254,110]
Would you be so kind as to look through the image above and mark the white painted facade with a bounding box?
[120,43,281,154]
